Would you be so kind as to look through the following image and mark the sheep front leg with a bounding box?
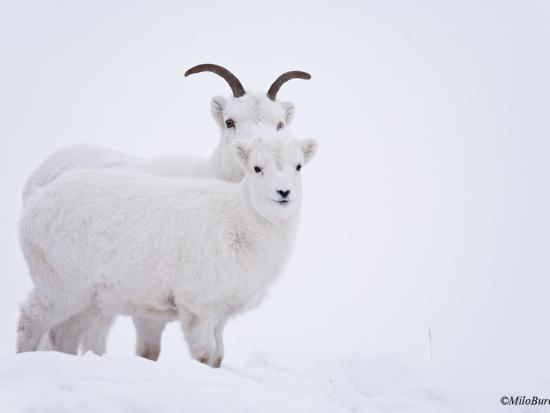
[133,316,167,361]
[212,317,228,368]
[180,312,218,368]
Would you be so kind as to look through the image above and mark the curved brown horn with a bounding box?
[267,71,311,100]
[185,64,245,98]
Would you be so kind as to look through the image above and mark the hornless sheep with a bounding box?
[23,64,311,358]
[18,134,318,368]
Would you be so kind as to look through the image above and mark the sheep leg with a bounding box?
[180,312,218,368]
[212,318,228,368]
[17,288,83,353]
[45,306,114,355]
[80,311,116,355]
[133,316,167,361]
[49,308,96,354]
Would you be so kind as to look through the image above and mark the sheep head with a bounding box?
[185,64,310,135]
[232,133,318,222]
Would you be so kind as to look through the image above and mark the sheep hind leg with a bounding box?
[80,311,116,355]
[48,306,98,354]
[49,319,86,355]
[133,316,167,361]
[17,288,83,354]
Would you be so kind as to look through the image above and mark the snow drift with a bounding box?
[1,351,545,412]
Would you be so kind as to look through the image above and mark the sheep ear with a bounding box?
[211,96,227,127]
[300,138,318,164]
[232,140,251,168]
[281,101,295,125]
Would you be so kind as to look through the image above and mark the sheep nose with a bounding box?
[277,190,290,199]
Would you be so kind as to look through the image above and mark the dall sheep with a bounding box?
[18,134,318,367]
[23,64,311,358]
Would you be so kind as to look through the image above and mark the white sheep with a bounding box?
[23,64,311,358]
[18,134,318,367]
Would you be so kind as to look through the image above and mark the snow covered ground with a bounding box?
[2,351,545,413]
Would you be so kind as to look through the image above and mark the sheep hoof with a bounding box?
[197,355,221,368]
[139,345,160,361]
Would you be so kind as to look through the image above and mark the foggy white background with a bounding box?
[1,0,549,381]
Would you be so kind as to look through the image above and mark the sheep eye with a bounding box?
[254,166,263,174]
[277,122,285,131]
[225,119,235,129]
[296,164,302,172]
